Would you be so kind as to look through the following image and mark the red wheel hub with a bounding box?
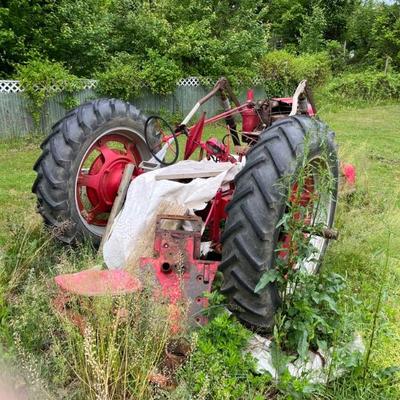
[76,134,142,226]
[279,176,315,261]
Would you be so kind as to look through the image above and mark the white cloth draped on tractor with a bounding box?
[103,159,242,269]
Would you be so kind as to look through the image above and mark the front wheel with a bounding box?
[32,99,159,245]
[220,116,339,330]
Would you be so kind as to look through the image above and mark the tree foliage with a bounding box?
[259,50,331,96]
[298,4,327,53]
[347,1,400,70]
[1,0,269,83]
[15,58,83,126]
[0,0,399,91]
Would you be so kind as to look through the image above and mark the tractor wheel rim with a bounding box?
[279,156,335,275]
[74,128,143,236]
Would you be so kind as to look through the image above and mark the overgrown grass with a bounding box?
[0,104,399,398]
[0,135,41,246]
[319,105,400,397]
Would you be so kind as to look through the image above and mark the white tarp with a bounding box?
[247,333,365,383]
[103,159,242,269]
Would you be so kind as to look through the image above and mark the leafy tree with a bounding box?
[267,0,308,48]
[16,58,83,126]
[95,52,143,100]
[298,4,327,53]
[43,0,113,76]
[347,1,400,70]
[321,0,357,42]
[109,0,269,82]
[1,0,398,91]
[0,0,56,75]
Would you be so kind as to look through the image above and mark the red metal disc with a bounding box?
[76,133,142,226]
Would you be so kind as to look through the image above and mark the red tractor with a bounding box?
[32,78,342,330]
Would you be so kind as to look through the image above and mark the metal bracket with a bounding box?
[139,214,219,327]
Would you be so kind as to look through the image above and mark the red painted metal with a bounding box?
[54,269,142,296]
[184,112,206,159]
[53,270,141,334]
[275,97,315,116]
[246,89,255,102]
[53,214,219,331]
[341,163,356,186]
[241,90,259,133]
[203,103,249,125]
[204,189,232,244]
[278,177,315,260]
[241,106,259,133]
[139,215,219,327]
[76,133,141,226]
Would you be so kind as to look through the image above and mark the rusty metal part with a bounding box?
[52,291,87,334]
[149,373,174,389]
[256,99,272,128]
[53,269,142,333]
[302,226,339,240]
[304,83,317,114]
[198,77,240,107]
[319,228,339,240]
[139,215,219,327]
[221,77,241,107]
[53,214,219,332]
[165,337,191,372]
[219,87,240,145]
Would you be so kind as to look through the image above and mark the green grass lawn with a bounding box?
[0,136,41,245]
[0,105,399,398]
[322,105,400,377]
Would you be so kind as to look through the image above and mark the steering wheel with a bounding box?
[144,116,179,166]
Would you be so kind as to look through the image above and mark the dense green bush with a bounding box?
[321,71,400,104]
[96,51,183,100]
[15,58,83,127]
[140,50,182,95]
[346,1,400,71]
[259,50,331,97]
[95,53,143,101]
[326,40,347,73]
[178,313,272,399]
[298,4,326,53]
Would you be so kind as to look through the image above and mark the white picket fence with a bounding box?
[0,79,97,93]
[0,76,266,93]
[0,77,267,137]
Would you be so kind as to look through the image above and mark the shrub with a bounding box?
[15,58,83,127]
[140,50,183,95]
[95,52,143,101]
[293,52,331,88]
[321,71,400,104]
[259,50,331,97]
[177,313,272,399]
[298,4,327,53]
[96,51,183,100]
[326,40,347,73]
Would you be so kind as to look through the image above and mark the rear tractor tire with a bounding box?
[32,99,159,245]
[220,115,339,330]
